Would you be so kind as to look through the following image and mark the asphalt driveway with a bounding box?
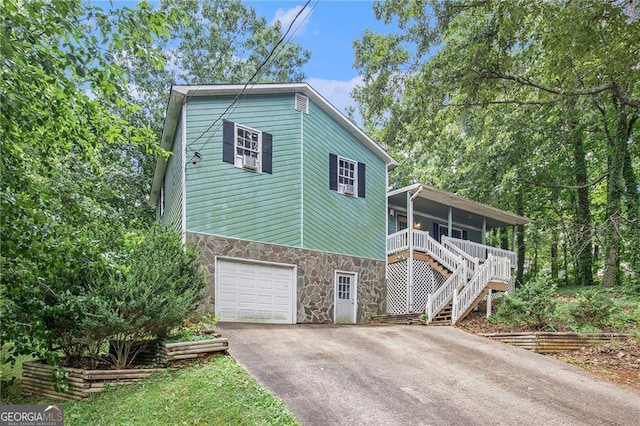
[218,323,639,425]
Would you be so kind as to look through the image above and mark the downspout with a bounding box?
[300,111,304,247]
[408,185,424,313]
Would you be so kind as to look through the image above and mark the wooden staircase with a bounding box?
[387,250,452,278]
[385,229,514,326]
[429,304,452,326]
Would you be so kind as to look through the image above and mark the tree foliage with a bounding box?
[353,0,639,288]
[1,0,311,368]
[123,0,311,132]
[0,0,173,365]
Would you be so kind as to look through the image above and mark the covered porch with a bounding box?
[388,184,530,252]
[385,184,530,320]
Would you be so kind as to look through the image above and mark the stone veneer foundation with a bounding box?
[187,231,386,323]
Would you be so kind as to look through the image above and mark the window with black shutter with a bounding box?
[222,119,272,174]
[329,153,366,198]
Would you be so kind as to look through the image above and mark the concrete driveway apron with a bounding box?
[218,323,640,426]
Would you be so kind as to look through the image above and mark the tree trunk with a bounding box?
[551,229,558,281]
[602,101,628,288]
[622,118,640,281]
[500,227,509,250]
[567,99,594,286]
[515,183,525,286]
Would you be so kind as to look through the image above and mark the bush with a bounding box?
[1,224,207,373]
[83,225,207,368]
[568,289,615,330]
[493,278,558,330]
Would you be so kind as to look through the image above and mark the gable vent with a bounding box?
[295,93,309,114]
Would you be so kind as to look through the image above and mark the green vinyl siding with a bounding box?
[185,95,302,246]
[159,114,183,233]
[302,100,387,260]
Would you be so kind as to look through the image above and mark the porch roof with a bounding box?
[388,184,530,229]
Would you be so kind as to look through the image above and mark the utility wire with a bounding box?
[187,0,312,159]
[217,0,319,132]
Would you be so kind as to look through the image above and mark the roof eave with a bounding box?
[389,184,531,226]
[149,88,186,205]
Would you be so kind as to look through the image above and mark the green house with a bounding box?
[150,83,397,324]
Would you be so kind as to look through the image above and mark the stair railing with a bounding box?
[452,254,495,325]
[413,231,462,273]
[452,255,513,324]
[442,238,479,279]
[426,262,466,323]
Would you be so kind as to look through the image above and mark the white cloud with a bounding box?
[271,6,313,37]
[306,76,363,124]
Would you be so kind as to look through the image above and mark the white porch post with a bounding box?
[407,187,424,313]
[512,225,517,252]
[407,191,413,313]
[448,206,453,237]
[482,217,487,245]
[486,291,492,318]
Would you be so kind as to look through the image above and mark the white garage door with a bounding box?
[216,258,295,324]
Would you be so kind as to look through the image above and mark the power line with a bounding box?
[216,0,319,134]
[186,0,313,159]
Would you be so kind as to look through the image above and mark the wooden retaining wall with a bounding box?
[481,332,630,353]
[22,361,168,401]
[160,338,229,361]
[22,338,229,400]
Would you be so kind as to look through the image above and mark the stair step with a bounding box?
[371,313,423,325]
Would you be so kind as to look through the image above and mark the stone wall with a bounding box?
[187,232,386,323]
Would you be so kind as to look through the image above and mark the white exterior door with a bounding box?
[216,258,296,324]
[335,272,357,324]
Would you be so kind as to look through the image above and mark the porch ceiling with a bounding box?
[388,184,530,229]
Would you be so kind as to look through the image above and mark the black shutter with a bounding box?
[432,222,439,242]
[463,230,468,240]
[357,162,366,198]
[222,120,235,164]
[329,153,338,190]
[262,131,273,174]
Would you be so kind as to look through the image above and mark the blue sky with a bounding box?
[246,0,389,114]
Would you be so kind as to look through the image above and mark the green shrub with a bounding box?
[1,224,207,374]
[568,289,614,330]
[83,225,207,368]
[493,278,558,330]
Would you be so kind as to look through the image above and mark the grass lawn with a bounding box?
[1,356,299,426]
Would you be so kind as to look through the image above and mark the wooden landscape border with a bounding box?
[22,338,229,401]
[22,361,169,401]
[160,338,229,361]
[480,332,631,353]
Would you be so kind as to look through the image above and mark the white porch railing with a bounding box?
[386,229,409,255]
[413,231,462,273]
[452,255,512,325]
[442,236,517,267]
[442,238,479,279]
[386,230,463,274]
[426,263,466,323]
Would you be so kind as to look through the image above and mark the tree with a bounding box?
[123,0,311,132]
[353,0,639,287]
[0,0,171,365]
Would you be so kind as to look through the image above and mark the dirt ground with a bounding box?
[458,312,640,393]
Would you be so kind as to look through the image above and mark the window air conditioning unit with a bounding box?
[338,183,355,195]
[242,155,257,170]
